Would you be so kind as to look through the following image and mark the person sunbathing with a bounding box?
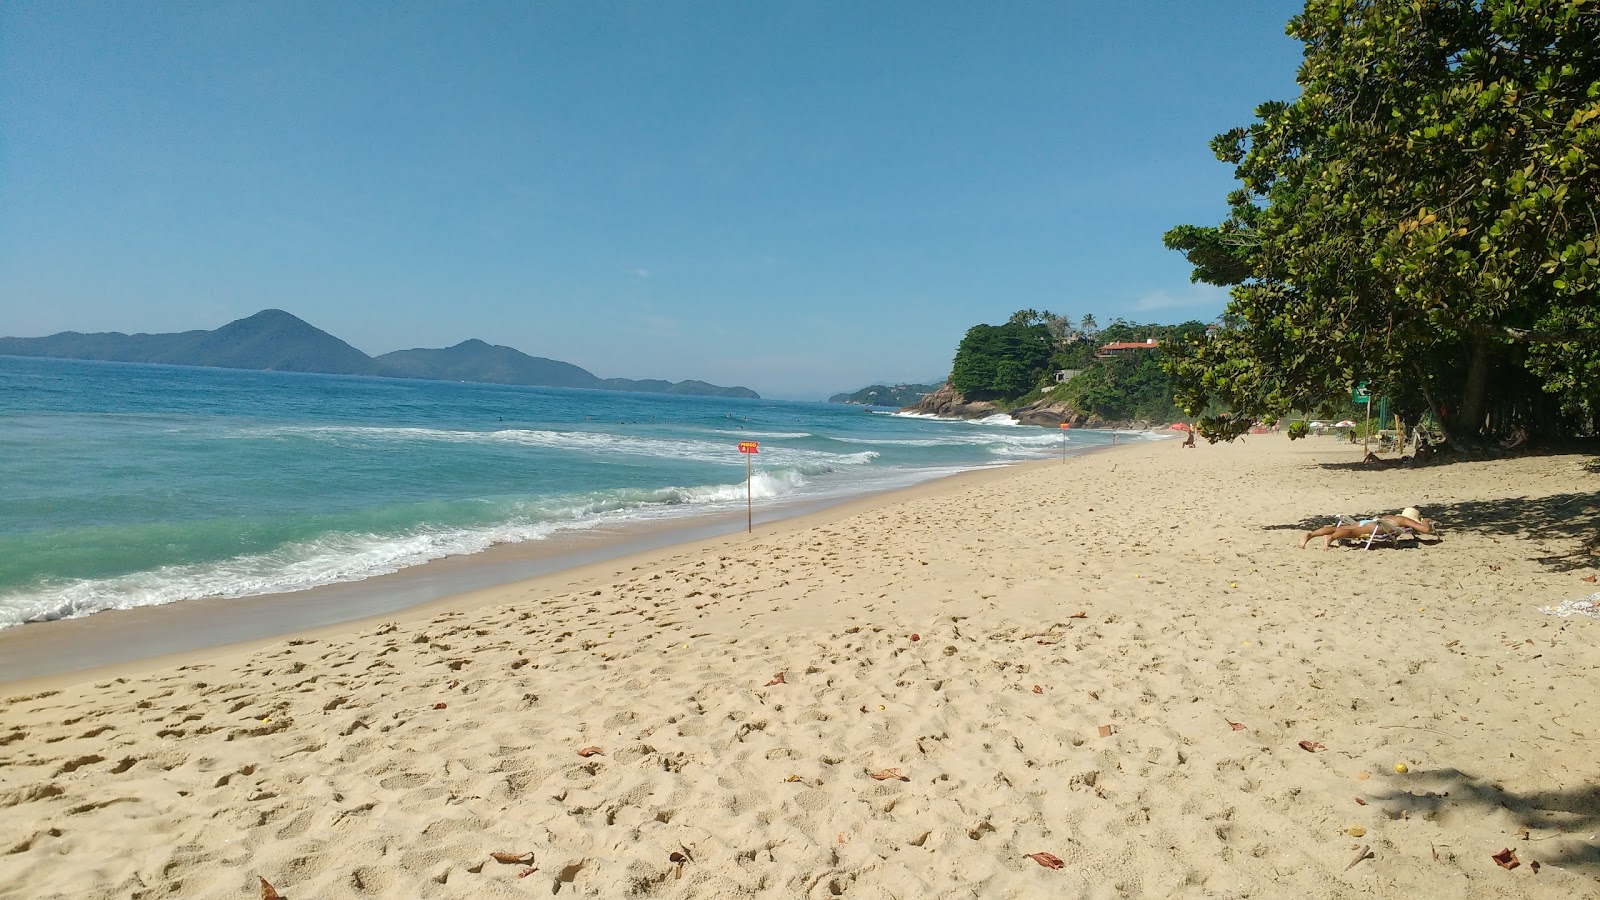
[1298,507,1434,549]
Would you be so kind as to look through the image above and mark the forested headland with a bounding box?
[918,311,1205,427]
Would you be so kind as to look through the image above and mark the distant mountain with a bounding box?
[828,382,944,406]
[597,378,758,398]
[375,339,599,389]
[0,310,759,398]
[0,309,377,375]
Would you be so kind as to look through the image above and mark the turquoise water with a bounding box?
[0,356,1133,628]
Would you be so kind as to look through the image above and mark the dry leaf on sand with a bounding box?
[577,746,604,757]
[1492,847,1520,870]
[868,768,908,781]
[1583,574,1597,583]
[1297,740,1325,752]
[432,702,448,710]
[764,672,786,686]
[491,852,533,864]
[1345,845,1371,870]
[1068,611,1087,619]
[1354,797,1367,805]
[1032,685,1044,694]
[1027,852,1066,869]
[1228,721,1246,731]
[518,867,538,878]
[259,877,282,900]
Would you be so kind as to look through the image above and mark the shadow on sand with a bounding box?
[1365,767,1600,877]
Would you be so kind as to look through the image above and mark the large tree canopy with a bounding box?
[949,320,1054,399]
[1165,0,1600,444]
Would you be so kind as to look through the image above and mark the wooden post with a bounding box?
[737,441,759,532]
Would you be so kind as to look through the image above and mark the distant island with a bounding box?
[827,383,943,406]
[0,309,760,399]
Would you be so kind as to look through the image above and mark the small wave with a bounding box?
[239,424,872,470]
[0,465,832,629]
[0,521,569,628]
[878,410,957,421]
[707,429,812,439]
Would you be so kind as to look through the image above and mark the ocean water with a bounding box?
[0,356,1131,629]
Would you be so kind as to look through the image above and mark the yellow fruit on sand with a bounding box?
[1394,762,1409,773]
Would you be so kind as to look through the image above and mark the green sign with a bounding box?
[1352,381,1371,404]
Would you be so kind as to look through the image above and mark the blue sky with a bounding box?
[1,2,1306,399]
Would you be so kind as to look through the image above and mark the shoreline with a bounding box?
[3,436,1596,897]
[0,450,1109,690]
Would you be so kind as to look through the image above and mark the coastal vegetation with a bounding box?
[0,309,760,398]
[949,318,1055,400]
[1163,0,1599,446]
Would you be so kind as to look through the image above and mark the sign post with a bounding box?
[1353,382,1372,457]
[738,441,759,532]
[1059,422,1070,462]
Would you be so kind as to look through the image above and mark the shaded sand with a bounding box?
[3,437,1598,898]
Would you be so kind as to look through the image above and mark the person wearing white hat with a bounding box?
[1299,507,1435,549]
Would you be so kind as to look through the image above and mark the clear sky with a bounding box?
[1,1,1306,399]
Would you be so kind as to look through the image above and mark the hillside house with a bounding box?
[1095,338,1159,360]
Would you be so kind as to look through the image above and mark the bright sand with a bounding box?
[2,436,1597,898]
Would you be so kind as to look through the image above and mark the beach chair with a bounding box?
[1333,515,1416,550]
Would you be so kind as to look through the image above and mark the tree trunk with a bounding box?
[1454,338,1493,444]
[1411,360,1451,445]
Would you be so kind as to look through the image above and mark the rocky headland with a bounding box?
[904,383,1157,430]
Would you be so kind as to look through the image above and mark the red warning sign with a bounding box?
[738,441,760,453]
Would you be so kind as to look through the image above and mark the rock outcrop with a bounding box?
[905,383,999,419]
[1008,397,1081,427]
[906,384,1156,431]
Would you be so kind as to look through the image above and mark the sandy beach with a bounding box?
[3,436,1597,899]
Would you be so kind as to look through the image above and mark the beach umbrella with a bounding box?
[1169,422,1191,432]
[1335,420,1356,427]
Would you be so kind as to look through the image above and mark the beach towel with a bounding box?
[1538,591,1600,619]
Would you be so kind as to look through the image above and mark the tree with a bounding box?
[949,319,1054,399]
[1079,314,1098,338]
[1041,311,1077,346]
[1164,0,1600,445]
